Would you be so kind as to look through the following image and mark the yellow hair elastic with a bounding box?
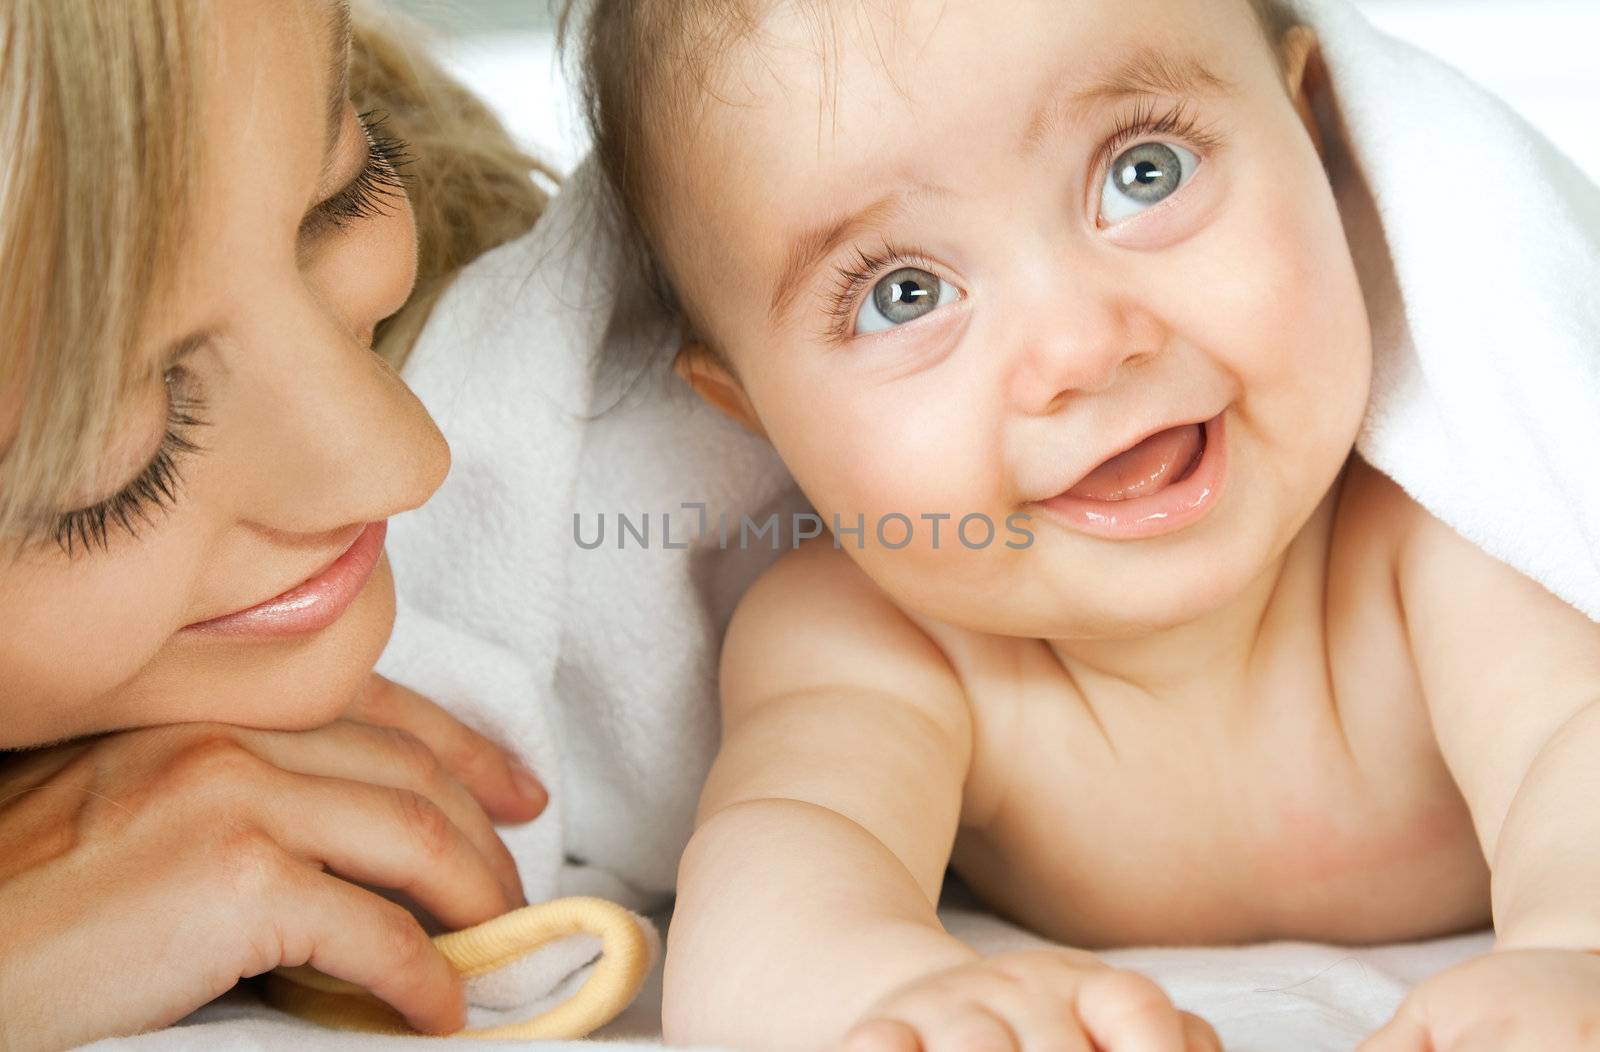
[260,896,655,1040]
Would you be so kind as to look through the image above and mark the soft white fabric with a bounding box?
[85,0,1599,1046]
[1293,0,1600,619]
[82,906,1492,1052]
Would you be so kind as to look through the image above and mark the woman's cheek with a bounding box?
[0,546,194,743]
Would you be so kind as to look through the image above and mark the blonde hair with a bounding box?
[0,0,554,545]
[0,0,199,543]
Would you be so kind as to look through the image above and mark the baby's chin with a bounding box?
[926,577,1255,642]
[865,510,1296,641]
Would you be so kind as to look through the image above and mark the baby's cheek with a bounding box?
[829,389,996,526]
[1213,154,1370,438]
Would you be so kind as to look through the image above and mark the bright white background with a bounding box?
[393,0,1600,184]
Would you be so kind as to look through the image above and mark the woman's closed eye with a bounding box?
[36,111,415,558]
[300,110,412,240]
[45,365,210,557]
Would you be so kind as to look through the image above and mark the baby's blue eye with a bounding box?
[1100,141,1200,223]
[855,267,961,334]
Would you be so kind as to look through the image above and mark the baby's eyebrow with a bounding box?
[769,182,951,325]
[1022,46,1238,154]
[766,47,1236,327]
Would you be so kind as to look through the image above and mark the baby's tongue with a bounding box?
[1064,424,1203,502]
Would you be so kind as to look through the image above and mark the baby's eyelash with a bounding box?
[49,373,210,557]
[815,101,1226,344]
[1092,98,1226,187]
[308,111,413,233]
[819,241,943,344]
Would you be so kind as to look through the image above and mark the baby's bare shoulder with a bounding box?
[719,537,973,734]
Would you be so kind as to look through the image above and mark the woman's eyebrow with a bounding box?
[320,2,354,174]
[1021,46,1238,154]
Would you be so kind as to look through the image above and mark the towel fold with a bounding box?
[1286,0,1600,621]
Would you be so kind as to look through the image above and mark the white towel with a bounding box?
[84,0,1599,1046]
[1288,0,1600,620]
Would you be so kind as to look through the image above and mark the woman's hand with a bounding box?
[342,674,548,826]
[0,675,548,1052]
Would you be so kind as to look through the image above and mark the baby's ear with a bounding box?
[1283,25,1328,160]
[672,341,769,440]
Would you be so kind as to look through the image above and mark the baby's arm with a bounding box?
[664,539,979,1047]
[664,540,1215,1052]
[1363,506,1600,1049]
[1396,511,1600,949]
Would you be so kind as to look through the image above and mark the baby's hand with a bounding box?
[1360,949,1600,1052]
[838,948,1220,1052]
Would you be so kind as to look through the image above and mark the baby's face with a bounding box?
[663,0,1372,637]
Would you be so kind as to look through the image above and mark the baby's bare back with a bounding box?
[927,456,1491,947]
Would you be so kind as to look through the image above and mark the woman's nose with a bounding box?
[1002,277,1165,416]
[223,301,450,536]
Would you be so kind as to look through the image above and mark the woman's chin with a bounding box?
[106,558,399,735]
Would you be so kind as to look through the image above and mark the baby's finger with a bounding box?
[349,675,548,824]
[840,1018,922,1052]
[1179,1011,1223,1052]
[919,1004,1020,1052]
[997,992,1094,1052]
[1353,1009,1431,1052]
[1076,969,1186,1052]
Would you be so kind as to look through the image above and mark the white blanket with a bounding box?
[83,0,1598,1045]
[85,911,1492,1052]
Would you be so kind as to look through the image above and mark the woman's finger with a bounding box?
[230,720,526,909]
[247,767,519,931]
[348,675,547,824]
[268,860,467,1036]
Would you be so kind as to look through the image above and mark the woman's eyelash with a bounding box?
[308,111,413,232]
[42,115,409,558]
[49,376,210,557]
[816,101,1225,343]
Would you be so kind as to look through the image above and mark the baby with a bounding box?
[570,0,1600,1048]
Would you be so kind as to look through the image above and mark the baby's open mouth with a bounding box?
[1062,423,1207,502]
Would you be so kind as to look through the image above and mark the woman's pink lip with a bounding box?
[1033,412,1228,540]
[182,521,388,640]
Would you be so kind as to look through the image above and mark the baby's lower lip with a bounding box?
[180,521,388,640]
[1034,413,1228,540]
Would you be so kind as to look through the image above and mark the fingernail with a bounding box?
[511,762,547,809]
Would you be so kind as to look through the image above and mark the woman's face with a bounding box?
[0,0,448,748]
